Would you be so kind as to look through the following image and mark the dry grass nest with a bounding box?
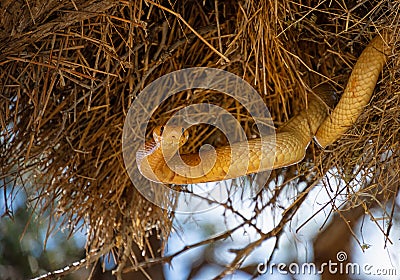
[1,0,399,277]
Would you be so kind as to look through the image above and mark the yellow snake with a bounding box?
[136,33,391,184]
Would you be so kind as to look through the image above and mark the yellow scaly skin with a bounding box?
[137,33,391,184]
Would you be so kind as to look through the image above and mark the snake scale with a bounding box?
[136,32,392,184]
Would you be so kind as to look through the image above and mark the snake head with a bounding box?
[313,84,340,109]
[153,125,189,149]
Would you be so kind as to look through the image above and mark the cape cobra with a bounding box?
[136,32,392,184]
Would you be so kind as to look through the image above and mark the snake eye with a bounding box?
[181,127,185,134]
[160,126,164,134]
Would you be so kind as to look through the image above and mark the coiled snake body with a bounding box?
[137,33,392,184]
